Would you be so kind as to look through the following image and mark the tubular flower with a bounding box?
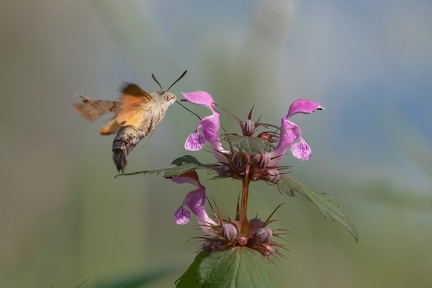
[182,91,229,163]
[268,99,323,166]
[172,171,217,236]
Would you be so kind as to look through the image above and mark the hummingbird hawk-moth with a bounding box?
[72,71,187,173]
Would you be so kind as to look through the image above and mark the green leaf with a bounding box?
[114,167,166,178]
[176,252,206,288]
[176,248,272,288]
[167,155,219,177]
[224,135,274,154]
[115,164,199,179]
[164,163,201,178]
[171,155,203,166]
[115,155,219,179]
[277,175,359,242]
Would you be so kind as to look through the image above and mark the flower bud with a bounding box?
[262,168,280,183]
[232,151,248,171]
[256,227,273,243]
[218,164,231,177]
[249,217,261,223]
[242,119,255,136]
[221,223,238,240]
[202,240,222,253]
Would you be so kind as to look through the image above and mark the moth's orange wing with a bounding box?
[100,118,121,135]
[115,83,154,128]
[72,95,120,121]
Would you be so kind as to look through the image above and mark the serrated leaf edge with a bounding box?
[277,175,359,242]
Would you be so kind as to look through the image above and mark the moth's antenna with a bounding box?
[152,70,198,120]
[167,70,187,91]
[151,73,163,90]
[166,70,200,120]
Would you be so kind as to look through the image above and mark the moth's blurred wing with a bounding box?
[115,83,154,128]
[100,118,121,135]
[72,95,120,121]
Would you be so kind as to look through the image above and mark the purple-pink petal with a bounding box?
[183,189,205,217]
[182,91,216,112]
[174,206,191,225]
[268,119,300,166]
[183,189,217,236]
[291,138,311,161]
[182,91,229,163]
[268,99,322,166]
[287,99,322,118]
[171,171,201,186]
[171,171,217,236]
[198,116,229,162]
[184,130,206,151]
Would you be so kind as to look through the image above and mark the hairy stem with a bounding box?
[239,160,251,234]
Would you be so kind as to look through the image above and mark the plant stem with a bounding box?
[239,162,250,234]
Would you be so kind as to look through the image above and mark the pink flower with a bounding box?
[268,99,323,166]
[182,91,229,163]
[172,171,217,236]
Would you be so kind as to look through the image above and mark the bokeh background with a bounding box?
[1,0,431,287]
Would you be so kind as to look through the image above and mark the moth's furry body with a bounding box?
[72,83,176,173]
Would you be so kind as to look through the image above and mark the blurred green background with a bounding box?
[1,0,431,287]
